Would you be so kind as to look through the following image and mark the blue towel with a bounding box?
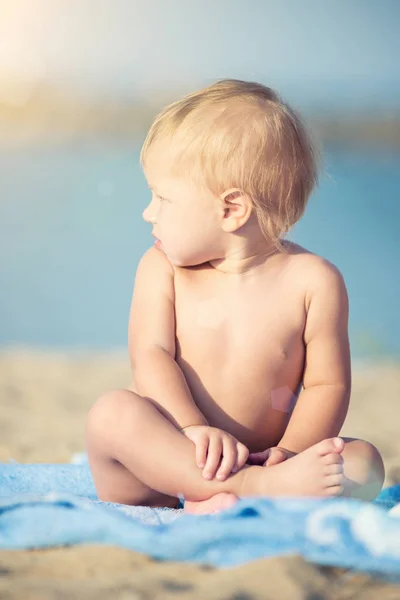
[1,461,400,581]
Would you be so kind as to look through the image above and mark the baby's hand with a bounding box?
[247,446,296,467]
[180,425,249,481]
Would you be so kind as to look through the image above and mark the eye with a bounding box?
[150,190,169,203]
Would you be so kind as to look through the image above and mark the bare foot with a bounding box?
[182,438,345,515]
[242,437,346,498]
[184,493,238,515]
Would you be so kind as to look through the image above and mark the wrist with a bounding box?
[180,421,209,432]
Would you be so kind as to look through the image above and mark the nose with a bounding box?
[142,202,156,224]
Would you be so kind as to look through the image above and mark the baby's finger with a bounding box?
[232,443,250,472]
[265,448,287,466]
[247,449,270,465]
[195,434,209,469]
[203,436,223,479]
[215,439,237,481]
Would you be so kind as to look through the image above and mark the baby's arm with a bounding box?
[129,247,208,430]
[277,259,351,454]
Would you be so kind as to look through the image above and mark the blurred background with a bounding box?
[0,1,399,472]
[1,0,399,357]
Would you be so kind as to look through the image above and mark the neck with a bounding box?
[208,242,283,276]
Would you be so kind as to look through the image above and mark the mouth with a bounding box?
[152,235,162,248]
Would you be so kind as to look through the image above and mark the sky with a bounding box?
[0,0,399,110]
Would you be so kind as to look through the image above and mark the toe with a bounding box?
[325,473,344,488]
[325,463,344,475]
[321,452,344,465]
[321,452,344,466]
[315,437,344,456]
[325,484,344,497]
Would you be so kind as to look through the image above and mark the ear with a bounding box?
[219,188,252,232]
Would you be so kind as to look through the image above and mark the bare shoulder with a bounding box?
[280,242,348,311]
[282,241,348,307]
[137,246,175,277]
[283,241,346,281]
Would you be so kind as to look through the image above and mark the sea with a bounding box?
[0,141,399,360]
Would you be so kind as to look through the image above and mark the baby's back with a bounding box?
[172,242,311,452]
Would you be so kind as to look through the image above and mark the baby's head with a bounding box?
[141,79,319,267]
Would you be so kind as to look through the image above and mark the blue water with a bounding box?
[0,142,399,358]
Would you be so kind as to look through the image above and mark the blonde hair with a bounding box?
[140,79,320,252]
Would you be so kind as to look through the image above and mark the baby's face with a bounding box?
[142,157,224,267]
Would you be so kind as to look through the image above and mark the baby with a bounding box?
[86,79,385,515]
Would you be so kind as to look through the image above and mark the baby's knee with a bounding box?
[343,438,385,485]
[352,439,384,470]
[86,389,144,446]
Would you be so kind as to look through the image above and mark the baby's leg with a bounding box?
[85,389,249,507]
[86,391,179,508]
[183,436,385,514]
[340,437,385,501]
[86,389,347,508]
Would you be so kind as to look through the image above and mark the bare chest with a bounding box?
[175,276,302,368]
[172,263,307,449]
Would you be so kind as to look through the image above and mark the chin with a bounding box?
[170,254,209,268]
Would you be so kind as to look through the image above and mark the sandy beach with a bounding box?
[0,349,399,598]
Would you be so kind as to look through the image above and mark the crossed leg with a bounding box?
[86,389,385,512]
[184,436,386,514]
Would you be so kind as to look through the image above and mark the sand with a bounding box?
[0,349,399,599]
